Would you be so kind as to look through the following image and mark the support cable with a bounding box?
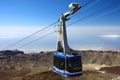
[3,21,58,50]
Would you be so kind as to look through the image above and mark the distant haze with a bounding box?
[0,26,120,52]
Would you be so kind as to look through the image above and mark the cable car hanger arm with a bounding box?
[57,3,81,55]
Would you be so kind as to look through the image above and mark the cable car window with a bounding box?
[53,56,65,70]
[66,58,82,73]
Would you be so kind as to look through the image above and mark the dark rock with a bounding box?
[0,50,24,56]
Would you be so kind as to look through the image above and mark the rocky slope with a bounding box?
[0,50,120,70]
[0,50,120,80]
[81,50,120,66]
[0,50,52,70]
[22,70,119,80]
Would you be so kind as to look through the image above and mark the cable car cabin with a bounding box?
[53,52,82,78]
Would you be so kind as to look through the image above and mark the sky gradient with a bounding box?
[0,0,120,52]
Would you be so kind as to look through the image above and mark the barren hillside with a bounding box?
[22,69,119,80]
[0,50,120,80]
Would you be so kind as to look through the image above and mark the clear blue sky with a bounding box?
[0,0,120,52]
